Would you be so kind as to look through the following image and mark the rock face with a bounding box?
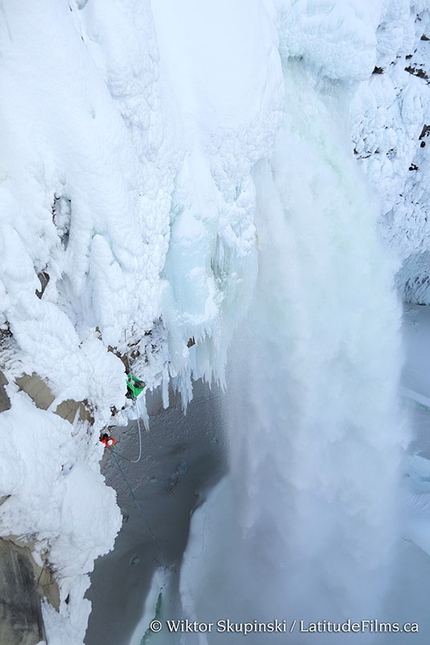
[0,372,11,413]
[15,373,92,424]
[0,540,46,645]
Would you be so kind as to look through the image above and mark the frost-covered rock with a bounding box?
[350,1,430,301]
[0,0,429,643]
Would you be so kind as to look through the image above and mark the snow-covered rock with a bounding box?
[350,1,430,301]
[0,0,429,643]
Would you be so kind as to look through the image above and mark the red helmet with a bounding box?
[100,434,116,447]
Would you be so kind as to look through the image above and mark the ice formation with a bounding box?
[180,16,407,645]
[0,0,429,644]
[350,0,430,301]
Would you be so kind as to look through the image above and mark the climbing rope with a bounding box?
[108,447,164,559]
[115,403,143,464]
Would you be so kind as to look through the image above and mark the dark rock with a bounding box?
[35,272,50,299]
[405,65,429,81]
[419,124,430,140]
[0,372,11,413]
[0,541,46,645]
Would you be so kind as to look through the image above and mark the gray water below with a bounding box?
[84,304,430,645]
[85,381,226,645]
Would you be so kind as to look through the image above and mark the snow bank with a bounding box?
[0,0,282,641]
[0,0,173,640]
[0,0,428,642]
[0,390,122,643]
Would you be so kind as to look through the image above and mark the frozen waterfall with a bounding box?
[178,62,408,643]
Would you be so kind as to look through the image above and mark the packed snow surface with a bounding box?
[0,0,429,644]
